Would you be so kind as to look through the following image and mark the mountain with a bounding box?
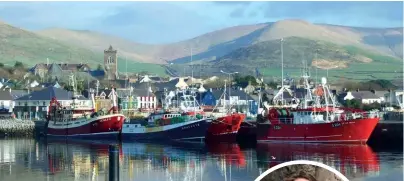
[174,19,402,64]
[36,24,268,64]
[0,21,103,67]
[213,36,402,67]
[0,22,167,76]
[36,28,161,63]
[210,37,402,81]
[36,19,403,65]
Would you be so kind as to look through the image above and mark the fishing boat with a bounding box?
[256,77,380,143]
[122,110,210,141]
[46,74,124,139]
[122,88,211,141]
[255,45,379,143]
[204,79,246,142]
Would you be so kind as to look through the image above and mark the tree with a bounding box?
[234,75,258,86]
[0,63,4,68]
[363,102,381,111]
[205,79,226,89]
[97,64,103,71]
[267,81,278,89]
[345,99,361,109]
[14,61,24,69]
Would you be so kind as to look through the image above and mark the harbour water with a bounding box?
[0,139,402,181]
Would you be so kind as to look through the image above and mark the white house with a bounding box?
[13,86,90,120]
[0,90,13,112]
[133,89,157,109]
[384,90,404,108]
[175,77,188,90]
[28,80,40,88]
[343,91,381,104]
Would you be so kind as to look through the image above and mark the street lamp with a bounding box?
[326,65,339,79]
[220,70,238,106]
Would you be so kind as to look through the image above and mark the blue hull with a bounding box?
[122,120,210,141]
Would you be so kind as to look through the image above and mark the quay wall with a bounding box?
[0,119,36,137]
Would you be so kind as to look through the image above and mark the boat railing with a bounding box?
[267,111,380,125]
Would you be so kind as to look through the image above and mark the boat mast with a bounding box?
[302,56,313,109]
[96,80,99,97]
[281,38,284,105]
[223,80,227,109]
[322,77,329,122]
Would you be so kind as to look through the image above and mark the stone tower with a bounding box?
[104,45,118,80]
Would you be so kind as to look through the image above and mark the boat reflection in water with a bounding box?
[45,139,123,181]
[256,143,381,180]
[121,141,249,181]
[45,139,251,181]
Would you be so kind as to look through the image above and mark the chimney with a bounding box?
[356,89,359,92]
[371,90,376,94]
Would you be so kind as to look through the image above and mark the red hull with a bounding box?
[206,113,245,142]
[206,143,246,167]
[257,118,379,143]
[256,143,380,176]
[47,114,125,138]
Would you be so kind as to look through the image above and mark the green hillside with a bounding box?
[0,22,166,76]
[117,57,167,76]
[213,37,402,80]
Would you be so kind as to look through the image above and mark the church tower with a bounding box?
[104,45,118,80]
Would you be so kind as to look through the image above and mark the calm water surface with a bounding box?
[0,139,402,181]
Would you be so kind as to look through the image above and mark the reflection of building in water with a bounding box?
[46,141,115,181]
[256,143,381,179]
[122,142,207,181]
[121,142,252,181]
[0,140,16,163]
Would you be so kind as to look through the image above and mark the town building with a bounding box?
[104,45,118,80]
[341,90,381,104]
[13,86,90,120]
[0,90,13,112]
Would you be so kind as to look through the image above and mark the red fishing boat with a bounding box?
[206,113,245,142]
[256,77,380,143]
[203,81,246,142]
[46,77,124,139]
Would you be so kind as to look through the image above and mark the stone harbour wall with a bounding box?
[0,119,36,137]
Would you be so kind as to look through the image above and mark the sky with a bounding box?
[0,1,402,44]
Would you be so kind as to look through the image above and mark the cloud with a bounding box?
[232,1,403,28]
[212,1,251,6]
[229,7,245,18]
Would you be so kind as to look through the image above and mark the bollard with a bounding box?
[109,144,120,181]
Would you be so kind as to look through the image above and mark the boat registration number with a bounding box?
[100,118,111,122]
[332,122,342,128]
[273,125,281,130]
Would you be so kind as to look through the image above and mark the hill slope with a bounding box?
[0,21,103,67]
[36,24,267,64]
[0,22,167,76]
[36,19,403,65]
[211,37,402,81]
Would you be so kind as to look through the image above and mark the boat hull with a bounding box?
[122,119,211,141]
[46,114,125,139]
[206,113,245,142]
[257,118,380,143]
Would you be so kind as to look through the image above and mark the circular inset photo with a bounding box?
[255,160,349,181]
